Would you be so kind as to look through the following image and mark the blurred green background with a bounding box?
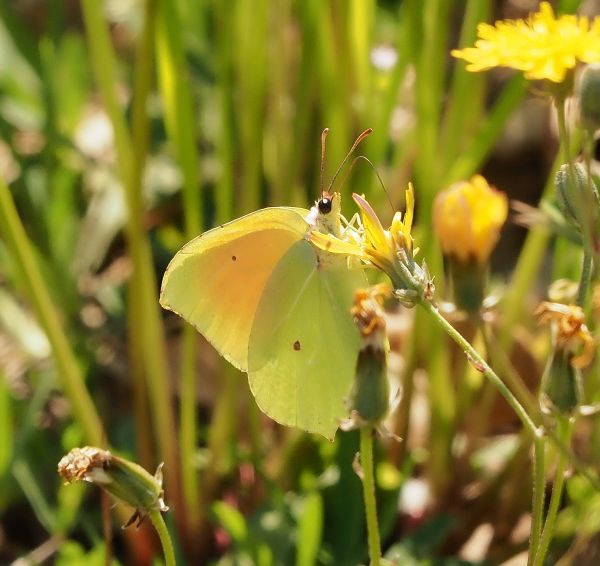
[0,0,596,564]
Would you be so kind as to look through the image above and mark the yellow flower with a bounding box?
[310,184,433,304]
[433,175,508,264]
[452,2,600,83]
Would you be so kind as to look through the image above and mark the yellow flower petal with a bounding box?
[452,1,600,83]
[353,193,389,253]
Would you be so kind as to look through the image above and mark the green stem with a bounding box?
[179,325,201,528]
[528,436,546,566]
[426,321,454,499]
[444,75,527,185]
[532,419,572,566]
[360,426,381,566]
[440,0,489,174]
[0,180,103,446]
[578,250,593,306]
[414,0,451,197]
[420,300,539,437]
[149,510,176,566]
[555,97,573,167]
[156,0,203,530]
[212,0,235,222]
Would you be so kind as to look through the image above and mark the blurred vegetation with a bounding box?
[1,0,600,564]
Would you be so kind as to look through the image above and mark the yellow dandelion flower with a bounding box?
[309,184,433,304]
[452,2,600,83]
[433,175,508,264]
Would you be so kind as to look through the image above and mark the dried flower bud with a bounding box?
[58,447,168,526]
[536,302,595,369]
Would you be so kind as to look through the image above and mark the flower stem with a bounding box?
[420,300,539,437]
[360,425,381,566]
[532,419,572,566]
[578,250,593,306]
[528,436,546,566]
[149,510,176,566]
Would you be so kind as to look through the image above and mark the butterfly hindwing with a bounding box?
[248,240,368,439]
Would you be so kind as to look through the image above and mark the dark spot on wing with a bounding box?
[293,340,301,351]
[232,255,237,261]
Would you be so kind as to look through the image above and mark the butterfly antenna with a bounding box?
[326,128,373,193]
[338,155,395,213]
[320,128,330,193]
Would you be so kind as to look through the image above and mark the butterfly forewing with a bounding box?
[160,208,309,370]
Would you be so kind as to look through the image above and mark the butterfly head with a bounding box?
[307,128,373,238]
[314,191,342,237]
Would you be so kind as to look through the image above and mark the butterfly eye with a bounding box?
[318,197,333,214]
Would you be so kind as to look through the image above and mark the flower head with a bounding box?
[351,283,391,343]
[434,175,508,264]
[452,2,600,83]
[309,184,433,304]
[536,302,595,368]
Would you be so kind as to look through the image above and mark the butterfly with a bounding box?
[159,130,371,439]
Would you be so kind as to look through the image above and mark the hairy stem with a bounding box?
[360,426,381,566]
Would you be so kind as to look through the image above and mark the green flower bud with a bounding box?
[350,345,390,424]
[447,256,487,314]
[578,63,600,133]
[541,349,582,415]
[555,162,599,231]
